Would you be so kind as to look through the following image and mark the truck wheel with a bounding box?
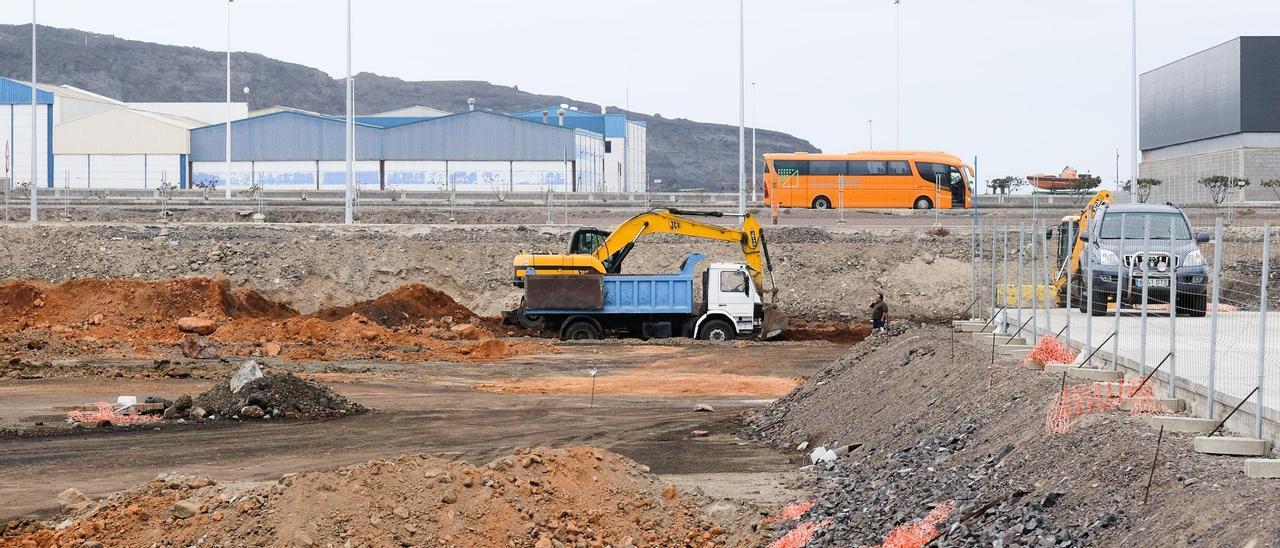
[561,319,602,341]
[698,319,736,342]
[515,306,545,330]
[1089,288,1109,316]
[1178,293,1208,317]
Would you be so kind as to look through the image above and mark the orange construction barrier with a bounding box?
[881,500,956,548]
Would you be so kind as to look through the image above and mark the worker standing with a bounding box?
[870,293,889,333]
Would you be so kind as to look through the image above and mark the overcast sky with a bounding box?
[3,0,1278,189]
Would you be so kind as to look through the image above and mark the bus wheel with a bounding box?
[811,196,832,209]
[913,196,933,210]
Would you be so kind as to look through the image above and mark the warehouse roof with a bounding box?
[0,77,54,105]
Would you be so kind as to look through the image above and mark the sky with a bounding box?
[2,0,1278,190]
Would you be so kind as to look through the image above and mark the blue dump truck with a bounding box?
[520,253,776,341]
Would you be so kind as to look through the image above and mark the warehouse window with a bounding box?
[604,141,612,153]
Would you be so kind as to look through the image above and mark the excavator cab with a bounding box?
[568,228,632,274]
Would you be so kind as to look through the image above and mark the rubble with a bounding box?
[176,317,218,335]
[2,448,725,547]
[193,370,365,420]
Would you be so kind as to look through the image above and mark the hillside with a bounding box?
[0,24,820,190]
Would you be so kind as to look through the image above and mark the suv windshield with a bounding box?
[1099,212,1191,239]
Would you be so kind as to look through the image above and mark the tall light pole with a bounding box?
[224,0,232,200]
[737,0,746,216]
[29,0,37,223]
[1130,0,1139,203]
[751,81,757,204]
[344,0,354,224]
[868,119,874,150]
[894,0,902,150]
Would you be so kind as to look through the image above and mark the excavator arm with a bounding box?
[1051,190,1113,300]
[514,208,777,298]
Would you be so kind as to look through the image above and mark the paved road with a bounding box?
[1002,306,1280,416]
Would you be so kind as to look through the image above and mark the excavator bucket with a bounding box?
[760,304,789,340]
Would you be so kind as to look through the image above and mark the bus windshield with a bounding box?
[1099,212,1191,239]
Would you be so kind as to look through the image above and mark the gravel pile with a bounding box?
[193,372,365,420]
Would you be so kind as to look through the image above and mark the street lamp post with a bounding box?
[344,0,354,224]
[737,0,746,216]
[29,0,37,223]
[224,0,233,200]
[1130,0,1139,203]
[894,0,902,150]
[867,119,874,150]
[751,81,757,205]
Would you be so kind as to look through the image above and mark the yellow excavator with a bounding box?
[1003,190,1113,307]
[511,208,787,340]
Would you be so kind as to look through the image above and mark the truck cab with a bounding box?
[1076,203,1210,317]
[697,262,763,340]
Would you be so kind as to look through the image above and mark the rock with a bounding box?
[690,430,709,437]
[240,405,265,419]
[442,493,458,504]
[186,477,213,489]
[178,335,219,359]
[56,488,94,513]
[535,537,554,548]
[190,407,207,420]
[263,342,282,357]
[172,499,201,519]
[82,542,104,548]
[797,441,809,451]
[177,317,218,335]
[392,506,410,519]
[661,483,677,499]
[293,529,314,546]
[230,360,265,393]
[450,323,480,339]
[693,403,715,412]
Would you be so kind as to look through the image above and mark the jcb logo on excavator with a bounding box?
[668,220,681,230]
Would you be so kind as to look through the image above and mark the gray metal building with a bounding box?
[189,109,606,192]
[1140,36,1280,204]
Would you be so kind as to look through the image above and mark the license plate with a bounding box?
[1137,278,1170,288]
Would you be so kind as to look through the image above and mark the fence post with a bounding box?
[991,222,998,322]
[1041,222,1051,339]
[1003,225,1010,332]
[1065,220,1073,342]
[1018,225,1026,331]
[1256,224,1271,439]
[1031,223,1038,344]
[1113,214,1127,370]
[1167,220,1178,399]
[1086,215,1095,353]
[1139,217,1151,378]
[1207,218,1224,418]
[969,197,977,318]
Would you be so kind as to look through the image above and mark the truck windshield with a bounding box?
[1099,212,1191,239]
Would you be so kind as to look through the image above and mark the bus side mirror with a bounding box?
[1079,233,1090,242]
[1196,232,1210,244]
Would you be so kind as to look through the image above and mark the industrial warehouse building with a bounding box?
[513,107,647,193]
[189,106,640,193]
[0,78,53,189]
[1140,36,1280,203]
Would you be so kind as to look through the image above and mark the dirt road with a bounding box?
[0,341,845,520]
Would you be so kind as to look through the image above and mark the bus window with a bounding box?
[887,161,911,176]
[773,160,809,176]
[809,161,846,176]
[916,162,961,186]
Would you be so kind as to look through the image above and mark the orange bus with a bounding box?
[762,151,974,209]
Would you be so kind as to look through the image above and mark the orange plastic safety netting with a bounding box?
[67,401,162,425]
[769,519,832,548]
[880,499,956,548]
[766,500,816,525]
[1045,377,1166,434]
[1025,335,1078,366]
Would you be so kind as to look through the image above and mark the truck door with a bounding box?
[709,268,756,333]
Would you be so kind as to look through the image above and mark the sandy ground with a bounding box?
[0,341,847,521]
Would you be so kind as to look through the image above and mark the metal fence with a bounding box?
[968,218,1279,441]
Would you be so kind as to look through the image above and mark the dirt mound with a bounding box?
[774,319,871,344]
[0,278,550,363]
[748,326,1280,546]
[2,447,725,547]
[313,283,479,327]
[193,372,365,420]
